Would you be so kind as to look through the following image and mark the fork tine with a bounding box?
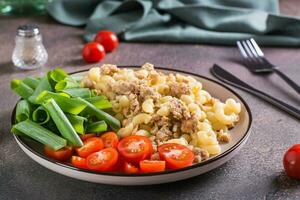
[246,40,259,58]
[237,41,248,58]
[241,41,254,58]
[250,38,264,56]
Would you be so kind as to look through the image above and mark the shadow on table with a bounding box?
[0,61,20,74]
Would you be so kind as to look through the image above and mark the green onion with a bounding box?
[36,91,87,115]
[55,77,80,91]
[12,119,66,150]
[32,106,50,125]
[70,75,84,83]
[11,79,34,99]
[22,77,40,90]
[62,88,92,98]
[86,121,107,133]
[28,76,52,103]
[15,100,31,123]
[85,96,112,109]
[78,97,120,131]
[47,68,68,87]
[66,114,87,134]
[42,98,83,147]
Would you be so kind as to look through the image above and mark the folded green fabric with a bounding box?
[47,0,300,46]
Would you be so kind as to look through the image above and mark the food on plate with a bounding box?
[94,30,119,52]
[283,144,300,179]
[11,63,241,174]
[82,42,106,63]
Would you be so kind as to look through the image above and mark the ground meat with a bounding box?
[100,64,119,75]
[122,94,140,117]
[181,117,199,133]
[112,81,136,95]
[169,82,191,98]
[154,126,172,142]
[217,132,231,143]
[150,114,170,127]
[193,147,209,161]
[169,98,191,120]
[150,153,160,160]
[193,155,202,164]
[138,84,160,102]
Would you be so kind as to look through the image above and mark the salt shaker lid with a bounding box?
[17,24,40,37]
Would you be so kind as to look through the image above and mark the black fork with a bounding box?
[237,38,300,95]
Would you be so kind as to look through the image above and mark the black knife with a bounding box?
[211,64,300,120]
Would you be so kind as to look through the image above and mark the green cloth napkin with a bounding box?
[47,0,300,46]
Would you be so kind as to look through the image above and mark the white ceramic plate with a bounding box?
[12,66,252,185]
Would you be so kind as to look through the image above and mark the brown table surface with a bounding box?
[0,0,300,199]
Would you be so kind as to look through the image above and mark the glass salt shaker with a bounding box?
[12,24,48,70]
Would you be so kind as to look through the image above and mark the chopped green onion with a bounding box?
[36,91,87,115]
[62,88,92,98]
[55,77,80,91]
[42,98,83,147]
[86,121,107,133]
[22,77,40,90]
[11,79,34,99]
[66,114,87,134]
[12,119,66,150]
[15,100,31,123]
[47,68,68,87]
[85,96,112,109]
[70,75,84,83]
[28,76,52,103]
[78,98,120,131]
[32,106,50,125]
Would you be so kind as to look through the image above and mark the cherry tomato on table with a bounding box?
[82,42,105,63]
[94,30,119,52]
[71,156,88,169]
[117,135,153,164]
[44,146,73,162]
[140,160,166,173]
[283,144,300,179]
[100,132,119,148]
[86,148,119,171]
[76,137,104,158]
[158,143,195,170]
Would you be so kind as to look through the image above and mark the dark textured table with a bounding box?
[0,1,300,199]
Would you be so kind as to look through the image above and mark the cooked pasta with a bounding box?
[81,63,241,163]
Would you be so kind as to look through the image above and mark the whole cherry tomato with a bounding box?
[94,30,119,52]
[283,144,300,179]
[82,42,105,63]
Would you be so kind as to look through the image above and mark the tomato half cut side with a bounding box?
[80,133,96,141]
[100,132,119,148]
[44,146,73,162]
[123,161,139,174]
[76,137,104,158]
[71,156,88,169]
[140,160,166,173]
[158,143,195,170]
[117,135,153,164]
[86,148,119,171]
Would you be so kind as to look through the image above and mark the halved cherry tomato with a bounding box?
[117,135,153,164]
[94,30,119,52]
[158,143,195,170]
[123,161,139,174]
[44,146,73,162]
[82,42,106,63]
[80,133,96,141]
[100,132,119,148]
[140,160,166,173]
[71,156,88,169]
[283,144,300,179]
[76,137,104,158]
[86,148,118,171]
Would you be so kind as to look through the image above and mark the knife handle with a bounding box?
[211,64,300,120]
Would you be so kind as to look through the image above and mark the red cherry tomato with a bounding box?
[140,160,166,173]
[76,137,104,158]
[44,146,73,162]
[117,135,153,164]
[123,161,139,174]
[82,42,105,63]
[100,132,119,148]
[80,133,96,141]
[158,143,195,170]
[86,148,119,171]
[283,144,300,179]
[71,156,88,169]
[94,30,119,52]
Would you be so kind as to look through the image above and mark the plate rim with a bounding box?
[12,66,252,177]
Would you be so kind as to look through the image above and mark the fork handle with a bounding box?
[211,64,300,120]
[273,68,300,95]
